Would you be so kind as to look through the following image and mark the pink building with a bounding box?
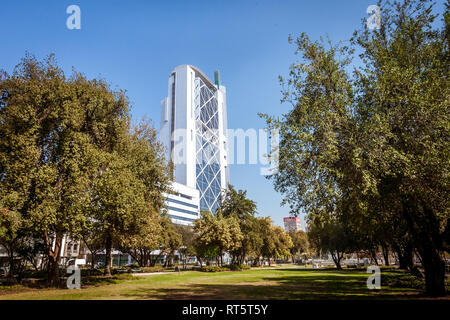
[283,217,302,232]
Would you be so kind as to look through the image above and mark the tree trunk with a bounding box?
[402,199,446,296]
[368,249,378,265]
[331,251,342,270]
[7,248,16,284]
[382,245,390,266]
[44,232,62,287]
[144,250,149,267]
[395,243,413,270]
[420,250,446,297]
[197,256,203,268]
[104,233,112,276]
[398,252,408,269]
[90,252,96,270]
[47,255,60,287]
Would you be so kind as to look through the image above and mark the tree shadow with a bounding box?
[120,269,423,300]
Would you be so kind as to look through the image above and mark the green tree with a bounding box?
[253,217,292,266]
[81,227,105,269]
[261,0,449,296]
[350,0,449,295]
[219,184,258,265]
[288,230,309,263]
[220,184,257,220]
[117,207,162,267]
[193,211,243,267]
[0,55,171,282]
[175,224,196,270]
[158,215,182,268]
[88,154,148,275]
[308,211,354,269]
[272,226,293,262]
[0,208,24,282]
[0,54,130,285]
[113,119,172,268]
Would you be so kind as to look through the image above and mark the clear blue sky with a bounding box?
[2,0,445,227]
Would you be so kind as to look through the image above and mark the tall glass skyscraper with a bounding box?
[160,65,229,223]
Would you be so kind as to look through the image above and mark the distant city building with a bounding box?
[164,182,200,226]
[283,217,302,232]
[160,65,229,225]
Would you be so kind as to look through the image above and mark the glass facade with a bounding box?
[194,76,222,213]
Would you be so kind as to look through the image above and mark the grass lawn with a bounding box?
[0,267,445,300]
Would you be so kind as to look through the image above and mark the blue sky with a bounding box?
[2,0,446,227]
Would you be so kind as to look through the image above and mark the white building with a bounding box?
[283,217,302,232]
[160,65,229,225]
[164,182,200,225]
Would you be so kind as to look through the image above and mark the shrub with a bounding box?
[81,273,138,287]
[20,268,47,279]
[382,271,425,290]
[201,266,224,272]
[80,268,103,277]
[140,266,165,273]
[228,264,251,271]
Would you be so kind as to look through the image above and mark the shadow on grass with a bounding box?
[0,273,139,293]
[121,269,424,300]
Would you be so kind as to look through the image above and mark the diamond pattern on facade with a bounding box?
[194,77,222,213]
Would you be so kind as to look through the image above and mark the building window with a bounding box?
[167,198,198,209]
[168,206,199,216]
[169,214,197,223]
[178,193,192,200]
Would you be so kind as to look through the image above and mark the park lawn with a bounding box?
[0,267,431,300]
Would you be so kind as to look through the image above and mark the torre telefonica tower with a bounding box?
[160,65,229,225]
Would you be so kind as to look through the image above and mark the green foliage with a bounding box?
[261,0,449,296]
[80,268,104,277]
[81,273,138,287]
[219,184,259,264]
[220,184,257,220]
[382,271,425,290]
[193,210,243,266]
[253,217,293,263]
[200,266,225,272]
[0,208,21,242]
[175,224,196,268]
[158,215,182,256]
[0,54,171,281]
[140,266,166,273]
[288,230,310,259]
[228,264,251,271]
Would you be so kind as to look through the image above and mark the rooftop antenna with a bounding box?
[214,70,221,89]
